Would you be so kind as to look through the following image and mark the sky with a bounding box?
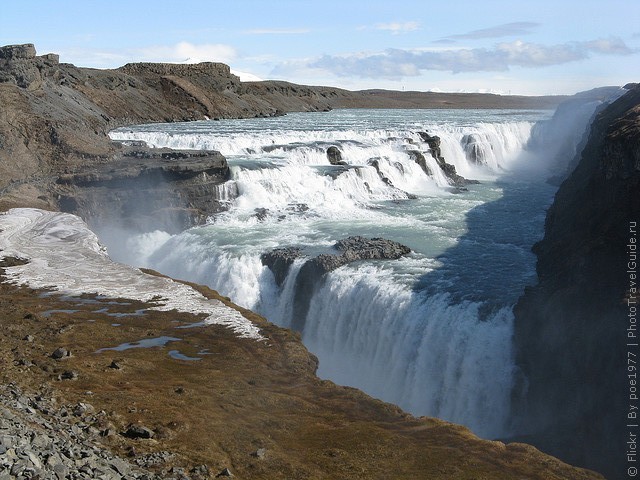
[1,0,639,95]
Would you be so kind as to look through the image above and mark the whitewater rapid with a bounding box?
[104,106,608,438]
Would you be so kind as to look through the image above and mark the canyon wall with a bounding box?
[513,84,640,478]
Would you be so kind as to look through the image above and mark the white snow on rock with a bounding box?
[0,208,263,340]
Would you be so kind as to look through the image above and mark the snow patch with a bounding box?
[0,208,263,340]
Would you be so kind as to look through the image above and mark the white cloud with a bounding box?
[374,21,420,35]
[583,37,634,54]
[445,22,540,40]
[307,37,635,79]
[138,41,237,63]
[243,28,311,35]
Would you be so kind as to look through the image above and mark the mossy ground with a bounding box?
[0,266,602,479]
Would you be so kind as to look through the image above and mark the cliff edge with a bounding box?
[513,84,640,478]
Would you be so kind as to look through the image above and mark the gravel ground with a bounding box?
[0,384,211,480]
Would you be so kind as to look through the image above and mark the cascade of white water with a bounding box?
[104,109,569,440]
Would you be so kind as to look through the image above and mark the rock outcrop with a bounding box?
[417,132,479,186]
[260,247,303,287]
[512,84,640,479]
[0,43,56,90]
[262,236,411,331]
[326,146,347,165]
[406,149,432,176]
[56,144,232,232]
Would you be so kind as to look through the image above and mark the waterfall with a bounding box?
[105,109,556,439]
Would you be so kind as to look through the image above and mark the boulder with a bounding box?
[122,424,154,439]
[51,347,69,360]
[326,146,347,165]
[58,371,78,381]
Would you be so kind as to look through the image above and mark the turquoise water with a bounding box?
[108,108,558,437]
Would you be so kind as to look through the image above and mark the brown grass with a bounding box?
[0,265,603,479]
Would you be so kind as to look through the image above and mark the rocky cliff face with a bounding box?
[512,84,640,478]
[56,144,232,232]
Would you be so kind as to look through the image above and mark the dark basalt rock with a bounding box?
[122,424,155,439]
[366,158,417,199]
[260,247,304,287]
[418,132,443,157]
[253,208,270,222]
[326,146,347,165]
[406,150,432,176]
[368,158,395,185]
[417,132,479,186]
[56,145,233,233]
[334,236,412,262]
[461,134,485,164]
[262,237,411,332]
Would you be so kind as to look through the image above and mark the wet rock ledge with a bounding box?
[56,143,232,233]
[261,236,411,287]
[262,236,412,331]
